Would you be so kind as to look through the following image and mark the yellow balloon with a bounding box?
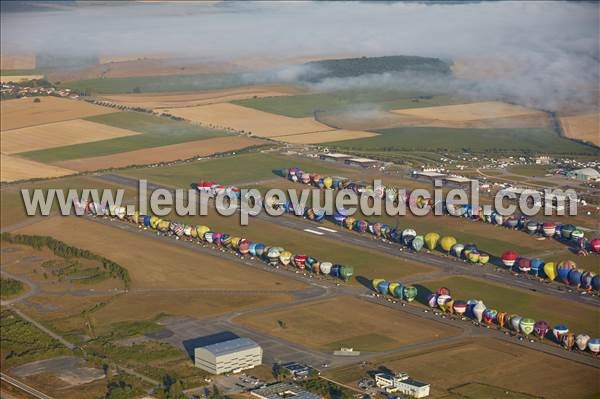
[544,262,557,281]
[323,177,333,189]
[440,236,457,252]
[424,232,441,251]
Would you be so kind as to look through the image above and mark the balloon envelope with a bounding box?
[501,251,519,268]
[520,318,535,336]
[576,334,590,351]
[411,236,424,252]
[534,320,549,338]
[557,260,577,284]
[543,262,557,281]
[424,232,441,251]
[553,325,569,342]
[473,301,486,323]
[403,285,417,302]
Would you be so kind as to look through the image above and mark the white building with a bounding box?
[375,372,430,398]
[251,382,321,399]
[194,338,262,374]
[567,168,600,182]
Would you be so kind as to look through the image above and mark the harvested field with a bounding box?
[1,119,140,154]
[327,338,599,399]
[235,297,459,352]
[164,103,331,137]
[560,111,600,147]
[1,154,75,182]
[0,53,36,70]
[0,74,44,83]
[16,217,306,291]
[273,129,379,144]
[1,97,114,131]
[55,136,266,172]
[102,85,303,109]
[391,101,546,124]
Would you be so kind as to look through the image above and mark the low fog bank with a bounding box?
[2,1,598,111]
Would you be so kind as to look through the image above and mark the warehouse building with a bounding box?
[344,157,382,168]
[194,338,262,374]
[375,372,430,398]
[251,382,321,399]
[567,168,600,182]
[319,153,352,162]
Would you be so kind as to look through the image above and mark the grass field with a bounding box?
[20,111,228,163]
[415,276,599,335]
[273,129,378,144]
[329,126,598,154]
[233,91,462,118]
[0,154,75,182]
[235,297,460,352]
[0,277,24,299]
[508,165,551,177]
[325,338,599,399]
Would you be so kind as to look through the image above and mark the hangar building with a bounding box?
[194,338,262,374]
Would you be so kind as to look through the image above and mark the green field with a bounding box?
[59,72,252,94]
[234,90,461,118]
[120,152,349,187]
[0,277,24,298]
[0,68,45,76]
[448,383,541,399]
[20,112,227,163]
[508,165,551,177]
[329,127,599,155]
[416,276,599,335]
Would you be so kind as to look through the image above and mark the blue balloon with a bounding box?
[592,275,600,292]
[377,280,390,295]
[530,258,544,276]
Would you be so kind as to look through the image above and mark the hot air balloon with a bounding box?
[553,325,569,342]
[355,220,368,234]
[568,269,584,287]
[505,217,519,229]
[530,258,544,277]
[571,229,584,241]
[402,229,416,246]
[466,299,478,318]
[293,254,308,270]
[437,294,452,310]
[543,262,557,281]
[453,300,467,316]
[319,262,332,275]
[581,271,595,290]
[440,236,457,253]
[372,279,385,291]
[267,247,283,266]
[562,332,575,350]
[403,285,417,302]
[480,253,491,265]
[473,301,486,323]
[561,224,576,239]
[534,320,549,339]
[501,251,519,268]
[518,258,531,273]
[483,309,498,325]
[493,212,503,225]
[323,177,333,189]
[238,239,251,256]
[389,282,401,297]
[576,334,590,351]
[510,315,523,332]
[411,236,424,252]
[255,243,266,257]
[279,251,292,266]
[344,217,356,230]
[590,238,600,253]
[496,312,508,329]
[393,283,404,300]
[424,232,441,251]
[435,287,450,296]
[593,275,600,292]
[526,220,539,235]
[520,318,535,336]
[426,293,438,308]
[542,222,557,237]
[452,243,465,258]
[557,260,576,284]
[588,338,600,354]
[468,250,481,264]
[377,280,391,295]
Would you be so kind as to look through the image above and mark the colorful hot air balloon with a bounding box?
[424,232,441,251]
[581,271,595,290]
[323,177,333,189]
[590,238,600,253]
[394,283,404,300]
[439,236,457,253]
[401,229,416,246]
[389,282,401,297]
[501,251,519,268]
[437,294,452,311]
[562,332,575,350]
[561,224,576,239]
[320,262,332,275]
[473,301,486,323]
[479,253,490,265]
[411,236,424,252]
[534,320,549,339]
[453,300,467,316]
[568,269,584,287]
[518,258,531,273]
[267,247,283,266]
[557,260,577,284]
[588,338,600,354]
[403,285,417,302]
[483,309,498,325]
[553,325,569,342]
[293,254,308,269]
[520,318,535,336]
[238,239,251,256]
[526,220,539,235]
[543,262,557,281]
[576,334,590,351]
[426,293,438,308]
[593,275,600,292]
[468,250,480,264]
[510,315,523,332]
[377,280,390,295]
[452,243,465,258]
[571,229,584,241]
[542,222,557,237]
[466,299,478,318]
[496,312,508,329]
[530,258,544,276]
[372,279,385,292]
[436,287,451,296]
[279,251,292,266]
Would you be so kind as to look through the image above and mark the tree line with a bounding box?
[1,233,130,288]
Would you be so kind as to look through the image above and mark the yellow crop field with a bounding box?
[164,103,331,137]
[274,129,379,144]
[1,97,115,131]
[392,101,546,122]
[1,154,75,182]
[0,75,44,83]
[102,85,302,109]
[1,119,140,154]
[0,53,36,70]
[560,111,600,146]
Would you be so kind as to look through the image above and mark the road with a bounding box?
[0,372,54,399]
[98,174,599,307]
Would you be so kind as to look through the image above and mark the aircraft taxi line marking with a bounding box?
[304,229,325,235]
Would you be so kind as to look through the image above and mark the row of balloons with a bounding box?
[371,281,600,354]
[283,167,600,254]
[80,203,355,282]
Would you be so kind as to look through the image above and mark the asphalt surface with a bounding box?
[99,173,600,307]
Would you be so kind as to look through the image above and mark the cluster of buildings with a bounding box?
[319,153,386,169]
[194,337,263,375]
[375,372,430,398]
[0,82,76,99]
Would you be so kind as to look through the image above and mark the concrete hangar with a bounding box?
[195,338,262,374]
